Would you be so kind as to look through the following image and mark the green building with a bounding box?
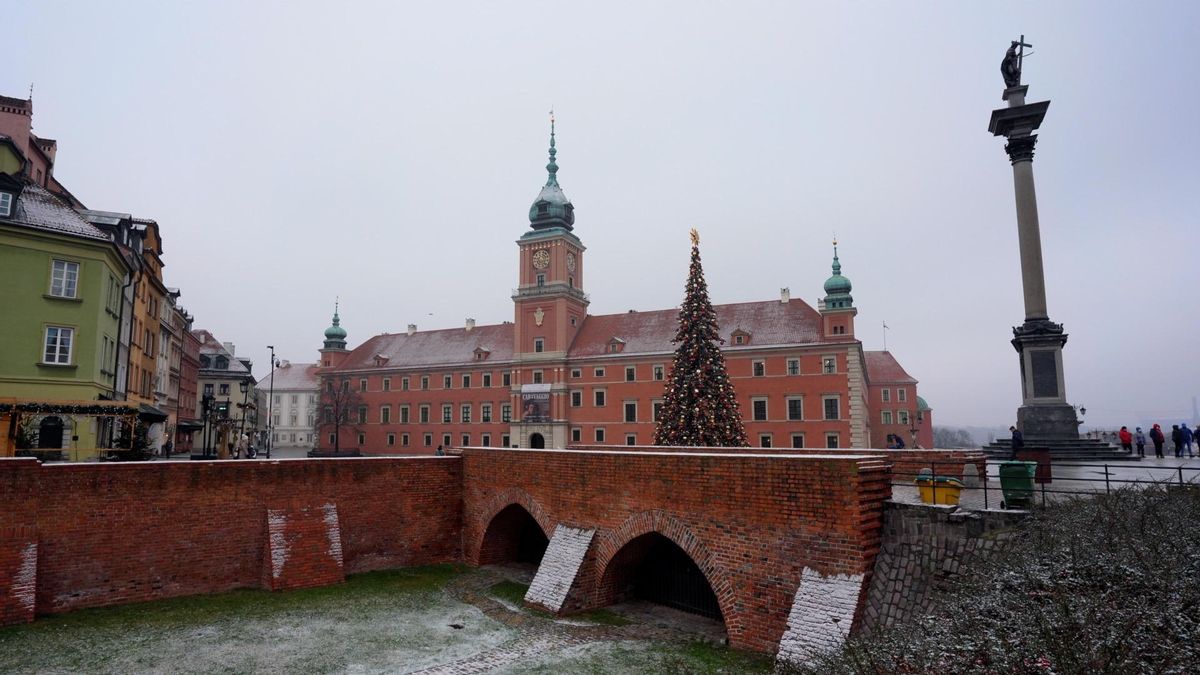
[0,139,131,456]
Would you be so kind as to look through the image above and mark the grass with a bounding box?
[511,640,774,674]
[487,580,632,626]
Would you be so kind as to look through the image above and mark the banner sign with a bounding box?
[520,384,551,423]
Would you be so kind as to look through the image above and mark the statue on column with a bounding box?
[1001,41,1022,87]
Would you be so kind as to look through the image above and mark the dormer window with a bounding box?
[215,356,229,370]
[607,337,626,354]
[373,354,390,367]
[0,191,12,217]
[200,355,211,368]
[731,329,751,345]
[537,202,549,216]
[474,347,491,361]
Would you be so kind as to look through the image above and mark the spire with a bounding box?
[323,297,348,349]
[823,238,854,309]
[528,110,575,230]
[332,297,341,326]
[545,109,559,187]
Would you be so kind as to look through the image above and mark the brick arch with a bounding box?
[468,487,555,564]
[593,510,737,630]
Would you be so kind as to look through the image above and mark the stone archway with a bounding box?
[468,488,556,566]
[478,504,550,566]
[593,511,736,630]
[529,433,545,449]
[38,416,64,449]
[602,532,723,619]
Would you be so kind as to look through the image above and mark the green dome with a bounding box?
[529,115,575,231]
[822,243,854,309]
[322,302,348,350]
[917,396,931,412]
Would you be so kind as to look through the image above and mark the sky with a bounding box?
[5,1,1199,428]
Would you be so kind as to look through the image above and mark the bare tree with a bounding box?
[312,375,364,454]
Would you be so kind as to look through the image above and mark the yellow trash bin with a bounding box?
[915,470,965,506]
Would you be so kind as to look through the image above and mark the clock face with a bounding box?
[566,252,577,273]
[532,249,550,270]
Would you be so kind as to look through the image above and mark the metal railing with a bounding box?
[891,459,1200,510]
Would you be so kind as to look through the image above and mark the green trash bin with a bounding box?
[998,460,1036,509]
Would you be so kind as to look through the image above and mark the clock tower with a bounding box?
[512,115,588,448]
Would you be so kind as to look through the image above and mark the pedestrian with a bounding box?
[236,434,248,459]
[1182,424,1195,459]
[435,444,445,457]
[1134,427,1146,457]
[1010,425,1024,460]
[1150,424,1165,458]
[1171,425,1183,458]
[1118,426,1133,454]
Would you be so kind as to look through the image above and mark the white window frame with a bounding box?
[786,396,804,421]
[380,405,391,424]
[898,410,910,425]
[43,325,74,364]
[594,389,606,407]
[625,366,636,382]
[594,367,605,378]
[595,427,606,443]
[625,434,637,446]
[462,374,471,388]
[882,410,893,425]
[652,399,664,422]
[570,390,583,407]
[442,404,452,424]
[787,359,800,375]
[534,338,545,353]
[823,395,841,421]
[791,433,806,449]
[49,259,80,299]
[751,397,768,421]
[532,369,544,384]
[898,388,908,402]
[822,356,837,374]
[624,400,637,423]
[0,191,12,217]
[752,360,765,377]
[571,427,582,443]
[881,388,891,403]
[461,404,471,423]
[571,368,582,378]
[759,434,772,448]
[653,364,664,381]
[481,403,492,423]
[825,433,840,449]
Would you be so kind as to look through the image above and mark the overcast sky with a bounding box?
[6,1,1199,428]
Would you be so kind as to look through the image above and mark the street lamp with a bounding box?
[909,410,924,450]
[266,345,278,459]
[201,392,214,458]
[238,378,251,458]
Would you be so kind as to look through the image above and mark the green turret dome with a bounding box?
[822,242,854,310]
[323,301,347,350]
[529,114,575,231]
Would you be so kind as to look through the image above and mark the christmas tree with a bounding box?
[653,229,750,447]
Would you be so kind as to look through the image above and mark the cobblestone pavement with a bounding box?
[409,567,726,674]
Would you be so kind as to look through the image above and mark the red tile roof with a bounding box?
[336,298,826,371]
[568,300,824,358]
[263,362,320,390]
[338,323,516,371]
[864,351,917,384]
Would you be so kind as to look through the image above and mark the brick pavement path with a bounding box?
[409,567,718,674]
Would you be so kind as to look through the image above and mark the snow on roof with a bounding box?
[6,184,109,241]
[338,323,516,370]
[263,362,320,390]
[864,350,917,384]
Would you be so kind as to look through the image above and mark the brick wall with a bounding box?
[569,444,988,485]
[0,457,462,621]
[461,447,890,654]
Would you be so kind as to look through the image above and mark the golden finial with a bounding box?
[690,228,700,246]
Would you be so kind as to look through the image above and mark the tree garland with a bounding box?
[0,402,138,416]
[653,230,750,447]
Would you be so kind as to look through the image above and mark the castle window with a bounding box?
[571,390,582,407]
[536,274,545,286]
[424,434,432,447]
[898,410,910,425]
[571,369,582,378]
[502,434,510,447]
[594,389,606,407]
[502,372,511,387]
[626,434,637,446]
[594,367,605,378]
[400,405,410,424]
[898,388,908,402]
[380,406,391,424]
[387,433,395,447]
[571,427,581,443]
[787,359,800,375]
[625,366,635,382]
[461,404,471,423]
[653,365,664,381]
[624,401,637,423]
[421,376,429,390]
[823,396,840,420]
[882,411,893,425]
[759,434,772,448]
[652,400,663,422]
[752,398,768,421]
[501,404,512,422]
[823,357,836,374]
[595,428,606,443]
[787,397,804,421]
[443,375,452,389]
[791,434,806,449]
[882,389,891,403]
[357,406,368,424]
[359,378,368,392]
[442,405,452,423]
[402,433,409,447]
[443,434,451,447]
[752,360,765,377]
[532,370,543,384]
[537,202,549,215]
[832,325,846,335]
[462,374,471,388]
[825,433,840,449]
[481,434,491,447]
[402,377,410,391]
[482,373,492,387]
[419,405,430,423]
[534,338,544,353]
[383,378,391,391]
[462,434,470,447]
[481,404,492,423]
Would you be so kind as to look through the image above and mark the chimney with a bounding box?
[407,324,417,336]
[280,359,290,368]
[780,287,790,304]
[222,341,236,356]
[465,318,475,332]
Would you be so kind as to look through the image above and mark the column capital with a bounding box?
[1004,135,1038,164]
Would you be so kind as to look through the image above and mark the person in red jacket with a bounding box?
[1118,426,1133,453]
[1149,424,1166,458]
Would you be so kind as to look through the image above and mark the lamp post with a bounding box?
[266,345,277,459]
[909,411,924,450]
[238,378,251,457]
[201,392,214,458]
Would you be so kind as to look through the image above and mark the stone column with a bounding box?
[990,85,1079,439]
[1005,135,1048,321]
